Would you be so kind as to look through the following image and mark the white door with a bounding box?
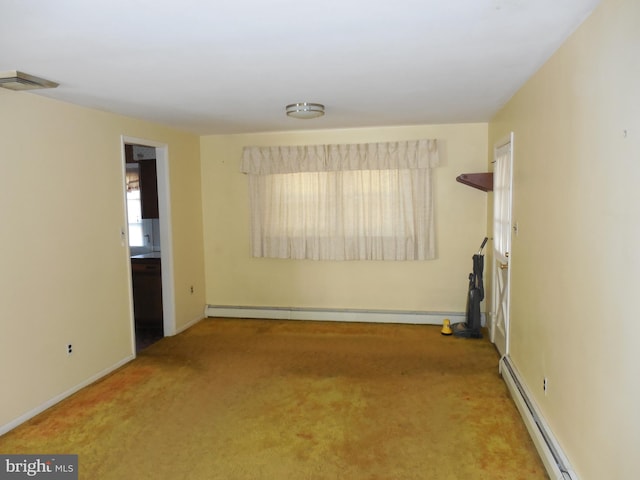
[490,134,514,357]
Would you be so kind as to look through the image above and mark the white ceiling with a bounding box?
[1,0,600,135]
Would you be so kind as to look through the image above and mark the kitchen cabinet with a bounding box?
[139,160,159,219]
[131,257,163,336]
[124,144,159,219]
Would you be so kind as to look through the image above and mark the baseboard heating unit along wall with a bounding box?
[500,356,578,480]
[205,305,469,325]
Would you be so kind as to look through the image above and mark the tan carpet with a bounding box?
[0,318,548,479]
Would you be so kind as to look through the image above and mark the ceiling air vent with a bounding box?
[0,70,59,91]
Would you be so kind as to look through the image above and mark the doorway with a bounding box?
[121,136,175,353]
[490,133,514,357]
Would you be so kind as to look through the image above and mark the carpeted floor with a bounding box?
[0,318,548,479]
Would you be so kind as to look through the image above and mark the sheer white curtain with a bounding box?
[241,139,439,260]
[493,141,512,257]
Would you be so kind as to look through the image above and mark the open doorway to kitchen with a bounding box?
[121,136,175,353]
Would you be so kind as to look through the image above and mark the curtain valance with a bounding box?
[241,139,439,175]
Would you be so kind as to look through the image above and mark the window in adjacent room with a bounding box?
[126,164,144,247]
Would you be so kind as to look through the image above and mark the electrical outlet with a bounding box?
[190,285,194,294]
[67,344,73,356]
[543,377,548,395]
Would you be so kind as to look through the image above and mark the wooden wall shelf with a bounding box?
[456,172,493,192]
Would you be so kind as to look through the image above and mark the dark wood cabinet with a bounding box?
[124,144,136,164]
[125,144,159,219]
[139,160,159,219]
[131,258,163,335]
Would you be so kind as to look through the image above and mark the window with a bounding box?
[493,138,513,258]
[127,189,144,247]
[126,165,144,247]
[242,140,439,261]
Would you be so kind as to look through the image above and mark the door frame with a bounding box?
[490,132,514,356]
[121,135,176,353]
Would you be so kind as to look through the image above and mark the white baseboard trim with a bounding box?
[500,355,578,480]
[174,315,205,335]
[205,305,466,325]
[0,354,135,436]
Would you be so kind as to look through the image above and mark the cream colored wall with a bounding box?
[0,90,205,429]
[488,0,639,478]
[201,124,488,313]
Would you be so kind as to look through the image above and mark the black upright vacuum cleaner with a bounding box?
[452,237,488,339]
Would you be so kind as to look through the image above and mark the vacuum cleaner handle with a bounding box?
[478,237,488,254]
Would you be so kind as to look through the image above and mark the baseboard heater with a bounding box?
[500,356,578,480]
[205,305,470,325]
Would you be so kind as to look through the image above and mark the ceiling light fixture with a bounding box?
[0,70,59,91]
[286,102,325,119]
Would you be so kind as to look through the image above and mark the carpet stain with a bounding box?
[0,318,548,479]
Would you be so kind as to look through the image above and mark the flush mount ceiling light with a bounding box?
[0,70,59,91]
[286,102,325,119]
